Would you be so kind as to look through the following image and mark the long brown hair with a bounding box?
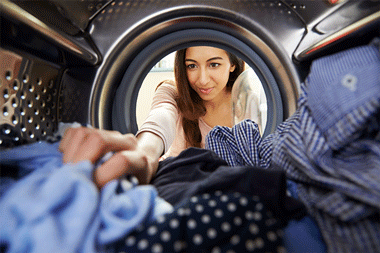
[174,47,245,148]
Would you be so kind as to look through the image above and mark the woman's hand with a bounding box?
[59,127,163,188]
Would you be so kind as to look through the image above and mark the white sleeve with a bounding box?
[136,82,179,153]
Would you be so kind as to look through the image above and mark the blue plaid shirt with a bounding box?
[206,39,380,253]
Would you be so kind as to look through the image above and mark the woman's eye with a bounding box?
[186,64,196,69]
[210,63,220,68]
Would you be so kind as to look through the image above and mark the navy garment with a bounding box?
[114,191,286,253]
[206,39,380,253]
[151,148,228,206]
[151,147,306,222]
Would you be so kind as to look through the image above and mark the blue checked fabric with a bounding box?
[205,39,380,253]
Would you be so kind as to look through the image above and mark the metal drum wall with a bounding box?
[0,48,61,147]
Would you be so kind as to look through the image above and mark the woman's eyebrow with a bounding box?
[185,57,224,62]
[206,57,224,62]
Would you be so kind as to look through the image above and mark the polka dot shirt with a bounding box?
[114,191,286,252]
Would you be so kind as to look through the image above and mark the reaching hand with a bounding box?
[59,127,162,188]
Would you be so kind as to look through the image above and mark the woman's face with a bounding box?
[185,46,236,102]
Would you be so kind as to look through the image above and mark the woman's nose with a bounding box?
[198,68,210,86]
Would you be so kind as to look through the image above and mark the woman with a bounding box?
[138,46,244,159]
[59,46,244,188]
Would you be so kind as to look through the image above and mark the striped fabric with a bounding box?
[205,39,380,253]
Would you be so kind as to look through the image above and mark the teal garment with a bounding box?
[0,141,173,253]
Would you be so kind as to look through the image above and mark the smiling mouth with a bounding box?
[199,88,213,95]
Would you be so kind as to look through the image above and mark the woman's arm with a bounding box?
[59,128,164,188]
[59,82,177,188]
[136,82,178,153]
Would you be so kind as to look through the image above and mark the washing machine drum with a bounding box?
[88,2,302,138]
[0,1,303,148]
